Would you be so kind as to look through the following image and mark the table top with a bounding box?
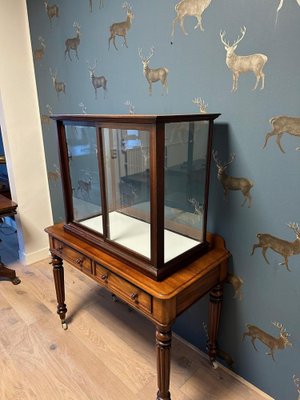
[46,223,230,300]
[0,194,17,217]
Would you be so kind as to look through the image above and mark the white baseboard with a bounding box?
[173,332,274,400]
[18,247,50,265]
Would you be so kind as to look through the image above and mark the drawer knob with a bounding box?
[101,274,108,281]
[76,258,83,266]
[130,292,138,301]
[57,245,63,252]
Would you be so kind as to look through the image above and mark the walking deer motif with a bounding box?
[87,60,107,99]
[108,2,134,51]
[171,0,212,36]
[293,375,300,400]
[48,164,61,186]
[226,273,243,301]
[138,47,169,96]
[192,97,208,114]
[49,68,66,98]
[212,151,253,208]
[243,322,292,361]
[33,36,46,62]
[251,222,300,271]
[262,116,300,153]
[77,176,92,199]
[220,27,268,92]
[44,2,59,24]
[65,22,81,61]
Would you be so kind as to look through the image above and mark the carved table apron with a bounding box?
[45,223,229,400]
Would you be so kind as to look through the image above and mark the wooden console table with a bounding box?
[0,194,20,285]
[45,223,229,400]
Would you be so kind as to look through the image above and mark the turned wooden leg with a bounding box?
[156,325,172,400]
[51,254,68,329]
[208,284,223,364]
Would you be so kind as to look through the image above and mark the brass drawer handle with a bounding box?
[101,273,108,282]
[130,292,138,301]
[76,258,83,266]
[57,245,63,252]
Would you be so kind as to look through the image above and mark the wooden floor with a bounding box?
[0,255,272,400]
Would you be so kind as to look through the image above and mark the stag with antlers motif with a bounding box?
[192,97,208,114]
[44,2,59,24]
[65,22,81,61]
[124,100,135,114]
[108,2,134,51]
[251,222,300,271]
[212,151,253,207]
[49,68,66,99]
[243,322,292,361]
[87,60,107,99]
[33,36,46,62]
[138,47,169,96]
[220,27,268,92]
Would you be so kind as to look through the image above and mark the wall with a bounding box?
[26,1,300,398]
[0,0,53,264]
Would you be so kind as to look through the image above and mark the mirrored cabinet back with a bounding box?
[52,113,220,280]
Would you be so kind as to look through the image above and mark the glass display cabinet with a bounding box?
[52,113,220,280]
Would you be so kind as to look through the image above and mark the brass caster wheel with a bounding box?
[112,294,117,302]
[12,277,21,285]
[61,321,68,330]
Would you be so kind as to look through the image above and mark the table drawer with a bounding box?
[95,263,152,314]
[53,239,92,274]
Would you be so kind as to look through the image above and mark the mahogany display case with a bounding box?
[51,113,220,281]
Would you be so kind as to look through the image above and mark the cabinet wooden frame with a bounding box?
[52,114,220,280]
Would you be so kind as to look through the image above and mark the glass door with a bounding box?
[65,124,103,234]
[101,126,151,259]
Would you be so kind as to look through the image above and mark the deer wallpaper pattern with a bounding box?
[27,1,300,398]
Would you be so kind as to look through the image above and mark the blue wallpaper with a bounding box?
[27,1,300,398]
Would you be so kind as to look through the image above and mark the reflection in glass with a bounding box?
[65,120,210,265]
[164,121,209,262]
[102,128,151,258]
[65,125,102,233]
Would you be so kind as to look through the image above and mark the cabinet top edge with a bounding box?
[50,113,221,124]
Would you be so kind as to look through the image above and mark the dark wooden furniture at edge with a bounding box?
[45,223,229,400]
[0,194,20,285]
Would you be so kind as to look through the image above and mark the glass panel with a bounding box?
[164,121,209,262]
[102,127,151,259]
[65,125,102,233]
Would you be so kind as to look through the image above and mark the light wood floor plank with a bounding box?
[0,258,271,400]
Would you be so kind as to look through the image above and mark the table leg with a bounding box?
[0,261,21,284]
[207,283,223,365]
[51,253,68,330]
[156,325,172,400]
